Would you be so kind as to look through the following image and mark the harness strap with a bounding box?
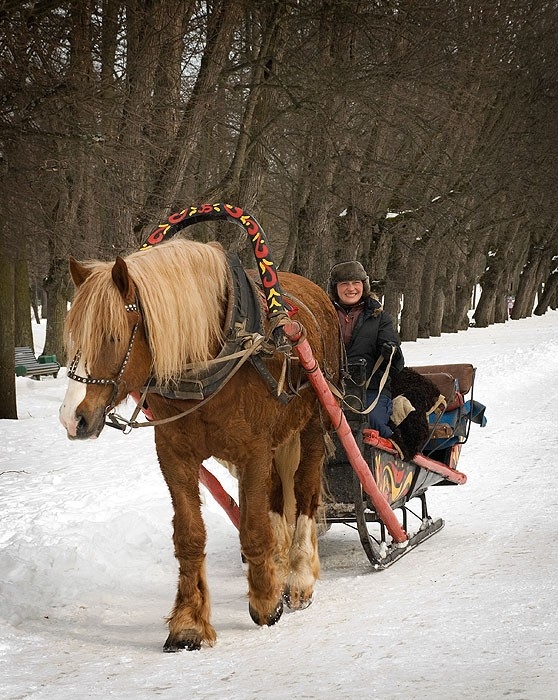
[251,353,298,404]
[147,327,265,401]
[106,334,265,430]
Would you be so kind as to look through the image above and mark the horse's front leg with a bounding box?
[238,460,284,627]
[156,438,216,651]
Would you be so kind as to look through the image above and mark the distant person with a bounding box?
[328,261,404,438]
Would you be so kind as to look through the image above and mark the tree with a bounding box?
[14,253,33,349]
[0,242,17,419]
[2,0,558,423]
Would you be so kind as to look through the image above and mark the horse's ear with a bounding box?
[69,257,92,288]
[111,256,133,301]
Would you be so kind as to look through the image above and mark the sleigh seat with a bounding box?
[410,363,475,409]
[409,363,486,461]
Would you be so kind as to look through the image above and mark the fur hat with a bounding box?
[328,260,371,299]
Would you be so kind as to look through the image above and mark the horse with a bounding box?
[59,238,342,651]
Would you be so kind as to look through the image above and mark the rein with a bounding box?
[105,332,266,431]
[331,347,395,417]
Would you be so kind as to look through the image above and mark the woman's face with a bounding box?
[336,280,364,305]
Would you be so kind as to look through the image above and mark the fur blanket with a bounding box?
[389,368,443,461]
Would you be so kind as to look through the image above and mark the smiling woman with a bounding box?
[327,260,404,439]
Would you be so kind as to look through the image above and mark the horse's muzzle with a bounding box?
[60,407,106,440]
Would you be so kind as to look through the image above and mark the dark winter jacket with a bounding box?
[335,296,404,395]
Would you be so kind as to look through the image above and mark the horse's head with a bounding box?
[60,255,152,440]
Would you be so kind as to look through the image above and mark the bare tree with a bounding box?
[0,241,17,419]
[2,0,558,415]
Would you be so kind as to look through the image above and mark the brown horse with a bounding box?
[59,238,341,651]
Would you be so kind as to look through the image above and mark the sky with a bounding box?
[1,311,557,700]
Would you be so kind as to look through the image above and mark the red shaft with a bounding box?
[284,321,408,545]
[199,464,241,530]
[130,390,241,530]
[410,453,467,484]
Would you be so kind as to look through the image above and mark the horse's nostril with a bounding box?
[75,415,88,438]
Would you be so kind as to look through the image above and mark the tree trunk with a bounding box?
[534,269,558,315]
[419,240,445,337]
[14,254,34,349]
[399,238,429,341]
[382,281,402,334]
[424,239,450,338]
[439,260,459,334]
[453,244,485,332]
[430,285,446,337]
[474,217,527,326]
[0,246,17,419]
[381,217,416,321]
[511,244,545,319]
[473,256,505,328]
[42,256,71,364]
[454,280,474,331]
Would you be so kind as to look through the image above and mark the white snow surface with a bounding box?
[2,313,558,699]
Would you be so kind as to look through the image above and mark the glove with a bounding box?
[381,341,398,360]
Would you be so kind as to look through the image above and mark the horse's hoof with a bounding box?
[163,632,202,652]
[283,586,314,611]
[249,598,283,627]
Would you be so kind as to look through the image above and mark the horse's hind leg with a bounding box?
[283,421,325,611]
[268,435,300,585]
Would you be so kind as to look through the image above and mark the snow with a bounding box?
[2,313,558,699]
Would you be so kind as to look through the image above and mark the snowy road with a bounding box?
[1,313,558,699]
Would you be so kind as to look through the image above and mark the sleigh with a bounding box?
[323,360,487,568]
[192,318,487,571]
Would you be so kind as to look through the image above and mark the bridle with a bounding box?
[66,302,140,413]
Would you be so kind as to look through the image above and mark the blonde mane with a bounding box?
[65,239,228,384]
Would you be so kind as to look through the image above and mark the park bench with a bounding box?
[15,346,60,379]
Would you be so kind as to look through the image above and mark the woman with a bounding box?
[328,261,404,438]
